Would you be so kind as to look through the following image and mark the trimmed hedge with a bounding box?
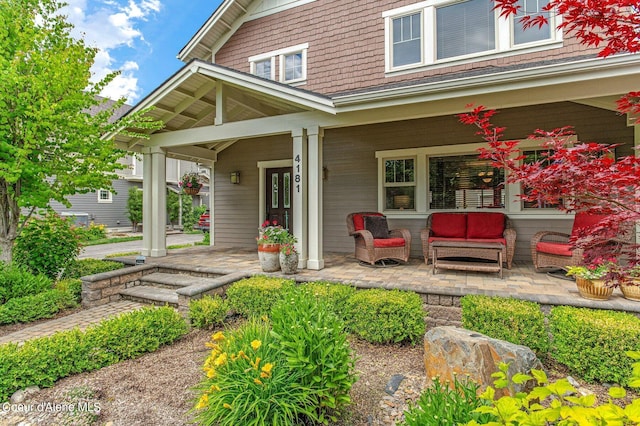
[0,306,188,402]
[225,276,294,318]
[0,288,77,325]
[297,281,356,321]
[550,306,640,385]
[0,263,52,304]
[346,288,426,344]
[189,295,229,329]
[460,295,549,355]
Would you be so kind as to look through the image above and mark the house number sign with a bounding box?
[294,154,302,193]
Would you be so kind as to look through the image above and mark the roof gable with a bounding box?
[178,0,316,63]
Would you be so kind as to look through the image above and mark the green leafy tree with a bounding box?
[126,186,143,232]
[0,0,162,262]
[167,190,180,228]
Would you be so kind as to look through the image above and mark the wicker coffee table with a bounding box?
[431,241,504,278]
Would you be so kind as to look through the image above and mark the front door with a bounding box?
[265,167,293,231]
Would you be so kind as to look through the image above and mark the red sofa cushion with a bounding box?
[373,237,406,248]
[428,237,506,245]
[536,241,573,257]
[431,213,466,238]
[428,237,467,244]
[466,212,505,239]
[353,213,383,231]
[571,212,606,237]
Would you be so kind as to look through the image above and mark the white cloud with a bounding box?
[62,0,162,103]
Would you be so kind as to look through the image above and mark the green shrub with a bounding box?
[0,306,187,402]
[0,263,52,304]
[460,295,549,355]
[346,289,426,344]
[550,306,640,385]
[55,279,83,303]
[401,376,493,426]
[465,353,640,425]
[74,222,108,243]
[13,213,81,279]
[0,288,77,325]
[61,258,124,280]
[297,280,356,321]
[193,319,318,426]
[225,276,293,318]
[189,295,228,329]
[271,289,358,423]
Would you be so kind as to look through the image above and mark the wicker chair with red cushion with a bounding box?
[346,212,411,265]
[530,212,606,272]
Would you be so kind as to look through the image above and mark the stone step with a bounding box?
[140,272,220,289]
[120,286,178,307]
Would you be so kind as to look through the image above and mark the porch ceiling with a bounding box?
[113,61,332,162]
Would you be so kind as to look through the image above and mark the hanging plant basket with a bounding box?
[184,187,201,196]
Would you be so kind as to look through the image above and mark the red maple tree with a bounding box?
[459,0,640,277]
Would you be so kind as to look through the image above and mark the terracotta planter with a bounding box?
[258,243,280,272]
[620,280,640,301]
[279,252,299,274]
[576,277,614,301]
[184,187,200,195]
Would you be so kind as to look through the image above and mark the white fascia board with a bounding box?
[194,63,335,114]
[332,54,640,112]
[178,0,238,62]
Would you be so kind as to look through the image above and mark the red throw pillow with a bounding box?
[466,212,505,239]
[571,212,606,238]
[430,213,466,238]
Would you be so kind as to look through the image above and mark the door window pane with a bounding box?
[283,172,291,208]
[271,173,279,209]
[392,12,422,67]
[429,155,504,209]
[436,0,495,60]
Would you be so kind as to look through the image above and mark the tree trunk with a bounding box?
[0,238,12,263]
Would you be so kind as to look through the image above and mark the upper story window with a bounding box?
[249,43,308,84]
[383,0,560,73]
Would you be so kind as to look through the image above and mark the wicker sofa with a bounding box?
[346,212,411,265]
[420,212,516,269]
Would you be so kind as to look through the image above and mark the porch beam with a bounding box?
[168,146,218,162]
[215,81,227,125]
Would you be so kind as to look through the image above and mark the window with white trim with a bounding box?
[383,0,559,72]
[249,43,308,84]
[384,158,416,210]
[97,189,112,203]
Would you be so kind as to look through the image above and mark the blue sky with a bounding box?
[64,0,224,104]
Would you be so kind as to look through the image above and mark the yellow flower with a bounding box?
[205,341,218,349]
[260,362,273,378]
[209,384,221,393]
[195,394,209,410]
[251,340,262,351]
[237,350,249,360]
[251,357,261,370]
[211,331,225,342]
[254,378,263,385]
[204,367,216,378]
[214,353,228,367]
[223,403,232,410]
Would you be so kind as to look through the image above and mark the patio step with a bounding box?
[119,286,179,307]
[139,272,217,289]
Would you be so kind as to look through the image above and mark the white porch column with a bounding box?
[292,128,308,268]
[207,162,215,245]
[142,146,167,257]
[307,126,324,270]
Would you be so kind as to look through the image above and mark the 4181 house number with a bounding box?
[294,154,302,192]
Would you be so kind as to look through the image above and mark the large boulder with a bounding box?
[424,326,543,396]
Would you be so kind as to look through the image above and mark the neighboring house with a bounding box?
[52,98,208,230]
[113,0,640,265]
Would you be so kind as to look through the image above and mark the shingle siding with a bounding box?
[214,0,597,96]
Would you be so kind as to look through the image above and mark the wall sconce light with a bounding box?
[230,171,240,184]
[322,166,328,180]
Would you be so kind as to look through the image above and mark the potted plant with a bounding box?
[256,220,289,272]
[180,172,202,195]
[620,266,640,302]
[279,232,298,274]
[566,259,615,301]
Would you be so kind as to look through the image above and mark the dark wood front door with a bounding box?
[266,167,293,231]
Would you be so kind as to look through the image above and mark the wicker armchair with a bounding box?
[531,212,608,272]
[346,212,411,265]
[421,212,516,269]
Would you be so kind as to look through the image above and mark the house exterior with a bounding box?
[113,0,640,266]
[52,99,209,230]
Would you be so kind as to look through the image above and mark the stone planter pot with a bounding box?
[279,252,299,274]
[620,280,640,301]
[258,243,280,272]
[576,277,614,301]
